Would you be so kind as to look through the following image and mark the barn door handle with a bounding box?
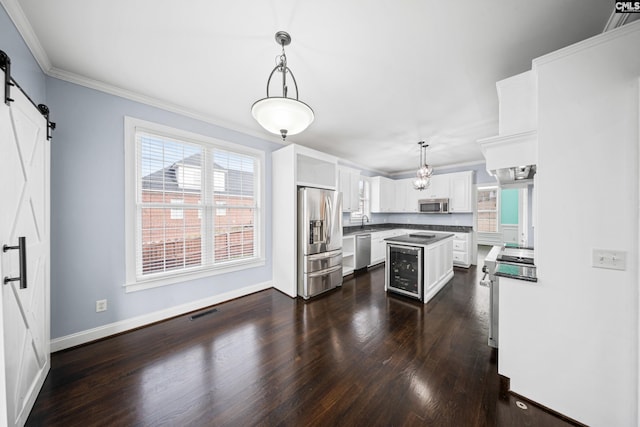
[3,236,27,289]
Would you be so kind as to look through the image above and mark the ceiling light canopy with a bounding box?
[251,31,314,140]
[413,141,433,191]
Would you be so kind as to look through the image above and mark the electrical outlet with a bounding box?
[592,249,627,271]
[96,299,107,312]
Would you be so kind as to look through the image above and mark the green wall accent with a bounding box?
[501,189,519,224]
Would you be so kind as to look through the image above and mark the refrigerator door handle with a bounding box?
[307,250,342,261]
[308,264,342,278]
[325,195,332,246]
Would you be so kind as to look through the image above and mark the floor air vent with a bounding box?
[189,308,218,321]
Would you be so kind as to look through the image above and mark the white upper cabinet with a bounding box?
[371,176,395,212]
[296,152,338,190]
[394,178,419,212]
[448,171,474,213]
[338,166,360,212]
[404,179,422,212]
[422,174,450,200]
[371,172,474,213]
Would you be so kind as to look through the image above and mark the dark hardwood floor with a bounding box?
[27,260,576,426]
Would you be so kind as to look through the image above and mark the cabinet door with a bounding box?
[370,236,386,265]
[338,167,360,212]
[449,171,473,213]
[338,167,351,212]
[372,176,395,213]
[393,179,407,212]
[423,174,450,199]
[405,181,421,212]
[394,178,418,212]
[296,153,337,189]
[370,177,383,213]
[381,178,395,212]
[348,172,360,212]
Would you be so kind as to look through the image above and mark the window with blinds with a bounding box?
[135,130,260,279]
[477,186,499,233]
[350,177,371,221]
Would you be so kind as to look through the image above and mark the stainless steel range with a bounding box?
[480,244,535,348]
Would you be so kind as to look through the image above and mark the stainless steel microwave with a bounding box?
[418,198,450,213]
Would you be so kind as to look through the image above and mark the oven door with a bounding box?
[386,244,423,300]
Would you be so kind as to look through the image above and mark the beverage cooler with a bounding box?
[386,244,423,301]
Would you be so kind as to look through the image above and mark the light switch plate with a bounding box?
[592,249,627,271]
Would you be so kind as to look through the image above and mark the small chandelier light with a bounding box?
[413,141,433,191]
[251,31,315,140]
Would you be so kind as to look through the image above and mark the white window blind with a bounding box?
[350,177,371,221]
[135,130,259,279]
[477,186,499,233]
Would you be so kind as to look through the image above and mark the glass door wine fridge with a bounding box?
[386,244,423,300]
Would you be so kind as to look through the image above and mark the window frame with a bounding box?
[350,176,371,222]
[476,185,500,233]
[124,117,265,292]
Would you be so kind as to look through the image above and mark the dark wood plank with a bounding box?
[27,262,579,426]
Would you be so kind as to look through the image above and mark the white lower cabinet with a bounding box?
[369,230,405,266]
[371,234,386,266]
[452,232,472,268]
[353,228,473,270]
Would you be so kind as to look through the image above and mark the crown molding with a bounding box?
[533,18,640,69]
[47,66,285,145]
[0,0,285,145]
[603,10,629,32]
[390,159,486,178]
[0,0,51,72]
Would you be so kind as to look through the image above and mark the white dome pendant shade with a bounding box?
[251,31,314,140]
[251,97,314,139]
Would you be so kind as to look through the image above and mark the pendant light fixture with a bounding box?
[413,141,433,191]
[251,31,314,140]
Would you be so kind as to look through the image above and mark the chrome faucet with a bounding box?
[360,214,370,229]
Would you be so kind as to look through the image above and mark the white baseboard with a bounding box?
[50,281,273,352]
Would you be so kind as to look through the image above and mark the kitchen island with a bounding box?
[384,232,454,303]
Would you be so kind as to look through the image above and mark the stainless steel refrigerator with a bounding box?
[297,187,343,299]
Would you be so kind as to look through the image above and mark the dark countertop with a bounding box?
[344,223,472,236]
[495,262,538,283]
[383,232,454,246]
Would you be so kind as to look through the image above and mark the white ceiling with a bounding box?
[6,0,613,174]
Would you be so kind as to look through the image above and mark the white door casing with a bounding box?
[518,187,529,247]
[0,68,50,427]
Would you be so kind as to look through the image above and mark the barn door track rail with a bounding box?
[0,49,56,140]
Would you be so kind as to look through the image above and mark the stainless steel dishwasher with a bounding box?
[355,234,371,270]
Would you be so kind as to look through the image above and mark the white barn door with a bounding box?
[0,67,50,426]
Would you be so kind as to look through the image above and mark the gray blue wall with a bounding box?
[46,78,280,338]
[0,5,46,104]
